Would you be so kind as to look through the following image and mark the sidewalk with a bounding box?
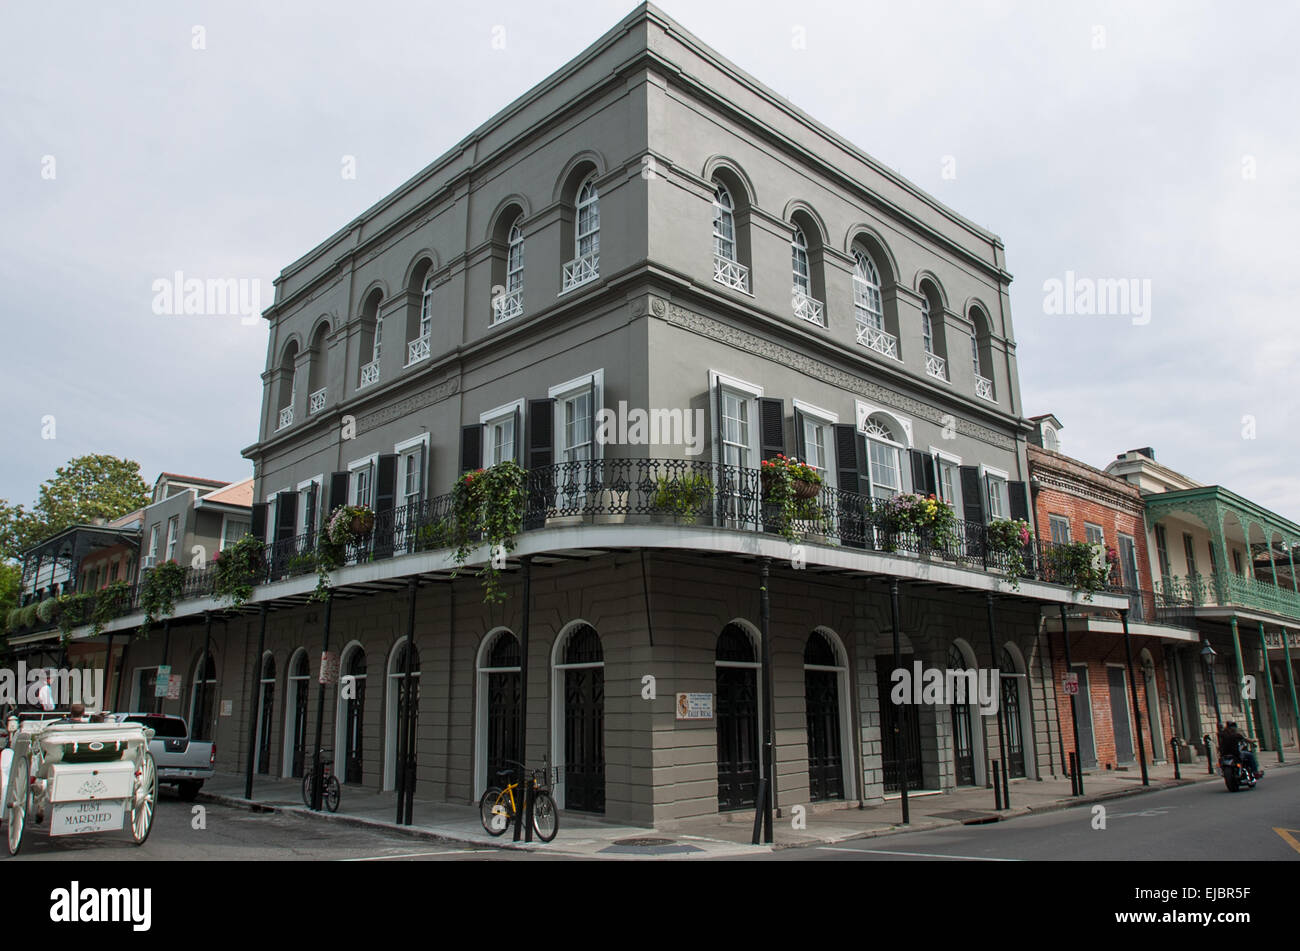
[198,757,1299,859]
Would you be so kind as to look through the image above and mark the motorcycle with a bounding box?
[1219,740,1259,793]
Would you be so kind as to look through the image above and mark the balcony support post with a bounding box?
[986,592,1009,808]
[1281,626,1300,749]
[245,603,269,800]
[514,556,532,843]
[890,578,910,823]
[1228,617,1255,741]
[1258,621,1285,763]
[1059,605,1084,795]
[309,591,332,811]
[1120,610,1149,786]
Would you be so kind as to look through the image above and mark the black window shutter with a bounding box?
[250,502,267,541]
[526,398,556,469]
[959,466,986,524]
[1008,481,1030,523]
[304,483,318,543]
[328,471,349,512]
[375,453,398,513]
[759,397,785,461]
[513,407,522,464]
[461,424,484,473]
[274,491,297,546]
[834,424,864,495]
[909,450,937,497]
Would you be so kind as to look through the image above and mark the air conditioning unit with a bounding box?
[142,555,156,570]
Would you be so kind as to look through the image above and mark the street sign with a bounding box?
[1063,672,1079,696]
[319,651,339,685]
[154,665,171,698]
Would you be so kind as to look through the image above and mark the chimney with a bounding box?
[1126,447,1156,461]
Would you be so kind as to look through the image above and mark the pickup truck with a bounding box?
[115,713,215,801]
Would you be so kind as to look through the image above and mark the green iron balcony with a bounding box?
[1156,571,1300,621]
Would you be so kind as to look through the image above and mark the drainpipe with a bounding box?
[199,612,212,737]
[1259,621,1284,764]
[1228,617,1254,740]
[309,592,333,811]
[1281,626,1300,749]
[1059,605,1084,795]
[986,593,1009,808]
[889,578,909,824]
[245,604,268,800]
[103,631,114,713]
[1120,610,1149,786]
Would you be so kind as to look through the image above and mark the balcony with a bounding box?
[359,360,380,389]
[1158,571,1300,622]
[309,388,326,414]
[975,375,995,401]
[856,320,899,360]
[792,292,825,327]
[925,353,948,382]
[277,406,293,430]
[713,256,750,293]
[492,290,523,324]
[561,253,599,293]
[406,334,430,366]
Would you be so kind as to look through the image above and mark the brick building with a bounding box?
[1027,416,1197,774]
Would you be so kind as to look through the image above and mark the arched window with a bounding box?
[306,323,329,414]
[854,249,895,358]
[922,299,934,354]
[864,414,903,501]
[384,638,420,792]
[562,177,600,292]
[408,269,433,362]
[359,289,383,388]
[276,342,297,430]
[335,644,366,784]
[476,629,522,797]
[970,308,995,401]
[189,652,217,742]
[715,622,760,810]
[921,292,949,382]
[284,648,310,778]
[551,623,605,813]
[791,227,811,297]
[804,629,850,800]
[712,181,749,292]
[1000,647,1027,779]
[947,644,977,786]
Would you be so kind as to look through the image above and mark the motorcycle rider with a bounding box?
[1218,721,1263,779]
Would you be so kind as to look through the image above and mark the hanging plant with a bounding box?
[759,454,823,542]
[986,518,1034,590]
[1044,541,1114,600]
[36,597,62,625]
[312,504,374,600]
[213,534,267,607]
[55,593,91,637]
[652,473,714,523]
[450,461,526,604]
[139,559,187,633]
[878,493,959,553]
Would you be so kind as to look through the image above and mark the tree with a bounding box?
[2,455,150,559]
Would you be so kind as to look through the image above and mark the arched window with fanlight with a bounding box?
[711,180,750,292]
[864,414,903,501]
[561,176,600,293]
[969,307,995,402]
[551,623,605,813]
[853,249,896,358]
[476,629,522,797]
[921,295,949,382]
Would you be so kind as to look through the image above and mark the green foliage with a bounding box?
[287,550,318,575]
[986,518,1034,590]
[0,559,21,617]
[6,607,22,632]
[2,455,150,560]
[450,462,526,604]
[36,597,61,624]
[56,593,92,636]
[1044,541,1113,600]
[213,534,266,607]
[313,504,374,600]
[19,603,39,629]
[92,580,132,632]
[416,518,454,551]
[139,559,187,632]
[652,473,714,522]
[759,455,824,542]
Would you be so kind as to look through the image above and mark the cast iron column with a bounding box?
[199,612,212,736]
[245,603,269,800]
[1258,621,1284,764]
[514,557,532,842]
[1120,609,1149,786]
[309,592,333,811]
[759,558,774,844]
[889,578,909,824]
[1059,605,1084,795]
[986,593,1009,808]
[396,578,418,824]
[1281,627,1300,749]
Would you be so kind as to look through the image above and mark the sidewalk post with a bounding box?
[758,559,774,844]
[1120,610,1149,786]
[245,603,269,800]
[515,557,532,843]
[986,593,1009,808]
[889,578,909,825]
[309,592,332,811]
[1059,605,1084,795]
[1281,627,1300,750]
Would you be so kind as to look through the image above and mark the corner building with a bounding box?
[108,4,1127,828]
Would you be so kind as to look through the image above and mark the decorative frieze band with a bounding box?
[650,296,1015,450]
[357,377,459,431]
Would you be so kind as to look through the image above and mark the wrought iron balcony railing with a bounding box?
[406,334,430,365]
[561,253,599,293]
[359,360,380,388]
[492,290,523,323]
[277,406,293,430]
[856,320,899,360]
[925,353,948,381]
[1157,571,1300,621]
[713,256,750,292]
[975,375,995,401]
[792,292,825,327]
[309,388,327,414]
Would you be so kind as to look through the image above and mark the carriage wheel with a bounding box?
[5,757,29,857]
[131,753,157,845]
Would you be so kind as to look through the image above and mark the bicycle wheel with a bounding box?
[301,772,312,808]
[531,791,559,842]
[324,775,341,813]
[479,787,510,836]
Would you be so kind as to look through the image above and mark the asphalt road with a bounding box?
[754,766,1300,861]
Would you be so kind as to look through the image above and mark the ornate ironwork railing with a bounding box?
[309,388,327,414]
[277,406,293,430]
[792,292,825,327]
[492,290,523,323]
[406,334,431,365]
[1158,571,1300,621]
[856,320,899,359]
[561,253,599,293]
[925,353,948,381]
[359,360,380,388]
[713,256,750,292]
[975,375,995,401]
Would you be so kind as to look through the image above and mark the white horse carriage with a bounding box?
[1,712,157,855]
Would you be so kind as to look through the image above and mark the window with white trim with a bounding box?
[1049,515,1072,545]
[922,298,934,354]
[986,474,1008,519]
[221,517,250,551]
[484,412,517,466]
[561,391,593,463]
[853,249,884,331]
[400,449,423,507]
[792,228,811,297]
[147,523,160,562]
[863,415,902,501]
[576,177,599,259]
[1085,523,1105,546]
[506,217,524,297]
[165,516,179,562]
[419,272,434,342]
[351,464,373,508]
[934,455,960,509]
[721,389,751,469]
[713,183,737,263]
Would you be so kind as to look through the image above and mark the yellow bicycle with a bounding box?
[479,760,558,842]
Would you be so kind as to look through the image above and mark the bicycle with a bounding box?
[478,759,558,842]
[302,750,341,812]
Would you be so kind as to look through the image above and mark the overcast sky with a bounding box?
[2,1,1296,518]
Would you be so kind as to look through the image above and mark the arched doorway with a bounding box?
[334,642,366,784]
[189,652,217,742]
[876,649,923,793]
[716,622,761,811]
[551,623,605,813]
[1141,649,1165,762]
[804,629,848,801]
[256,653,275,775]
[1000,646,1028,779]
[476,629,521,798]
[948,643,977,786]
[283,649,310,779]
[384,638,420,791]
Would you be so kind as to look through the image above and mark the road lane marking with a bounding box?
[341,849,495,861]
[817,846,1018,861]
[1273,828,1300,855]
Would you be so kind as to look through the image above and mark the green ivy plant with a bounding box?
[652,473,714,523]
[450,461,526,604]
[55,593,91,637]
[986,518,1034,590]
[213,534,267,607]
[759,455,823,542]
[139,559,186,633]
[1044,541,1115,601]
[313,504,374,600]
[36,597,61,625]
[416,518,454,552]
